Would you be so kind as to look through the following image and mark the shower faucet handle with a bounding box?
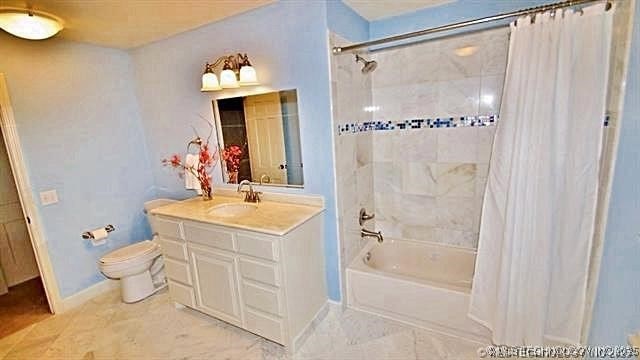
[359,208,375,226]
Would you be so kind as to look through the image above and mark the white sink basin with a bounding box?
[208,203,258,218]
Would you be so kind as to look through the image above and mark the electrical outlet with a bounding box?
[39,189,58,206]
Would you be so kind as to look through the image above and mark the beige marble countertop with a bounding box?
[150,194,325,236]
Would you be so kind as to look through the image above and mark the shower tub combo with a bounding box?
[346,239,490,343]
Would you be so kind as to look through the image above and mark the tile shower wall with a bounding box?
[330,32,374,296]
[370,28,510,249]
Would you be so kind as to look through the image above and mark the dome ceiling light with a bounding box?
[0,8,63,40]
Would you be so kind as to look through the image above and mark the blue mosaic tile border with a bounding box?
[337,113,611,135]
[337,114,499,135]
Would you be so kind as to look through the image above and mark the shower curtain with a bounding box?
[469,3,613,345]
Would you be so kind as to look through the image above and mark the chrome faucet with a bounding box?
[361,228,384,243]
[237,180,261,203]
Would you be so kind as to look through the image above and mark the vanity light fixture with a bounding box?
[201,53,259,91]
[0,8,63,40]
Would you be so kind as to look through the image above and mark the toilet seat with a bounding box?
[100,240,160,270]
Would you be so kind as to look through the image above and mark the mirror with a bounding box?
[214,89,304,187]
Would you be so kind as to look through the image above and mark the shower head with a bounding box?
[355,54,378,74]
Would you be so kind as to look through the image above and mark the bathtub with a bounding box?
[346,239,490,343]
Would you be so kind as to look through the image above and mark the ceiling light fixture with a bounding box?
[0,8,63,40]
[201,53,259,92]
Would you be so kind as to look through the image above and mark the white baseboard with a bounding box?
[59,279,119,313]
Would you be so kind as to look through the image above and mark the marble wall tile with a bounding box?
[479,75,504,115]
[357,164,374,209]
[438,33,484,81]
[481,27,510,76]
[363,28,506,251]
[401,225,438,243]
[403,82,440,119]
[406,40,441,83]
[435,197,477,232]
[330,32,375,296]
[402,162,437,196]
[398,193,438,227]
[477,126,496,163]
[372,85,405,122]
[356,132,373,167]
[335,129,357,179]
[475,169,489,200]
[374,192,395,222]
[373,161,403,193]
[434,228,479,248]
[372,131,394,162]
[372,48,410,88]
[436,127,478,163]
[375,219,404,239]
[434,163,477,197]
[397,129,438,162]
[437,77,481,117]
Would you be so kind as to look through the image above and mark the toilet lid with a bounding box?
[100,240,158,264]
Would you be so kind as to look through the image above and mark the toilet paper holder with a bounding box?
[81,224,115,239]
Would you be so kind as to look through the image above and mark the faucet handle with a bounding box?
[359,208,375,226]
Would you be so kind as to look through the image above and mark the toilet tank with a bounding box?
[144,199,177,240]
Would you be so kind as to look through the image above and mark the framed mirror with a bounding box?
[213,89,304,187]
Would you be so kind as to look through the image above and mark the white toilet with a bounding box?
[98,199,176,303]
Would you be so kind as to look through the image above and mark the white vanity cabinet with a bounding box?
[150,212,327,349]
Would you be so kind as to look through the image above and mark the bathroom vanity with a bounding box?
[148,190,327,349]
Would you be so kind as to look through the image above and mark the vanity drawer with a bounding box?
[168,280,195,307]
[152,217,183,239]
[159,237,188,261]
[165,258,192,285]
[244,307,285,345]
[183,223,235,252]
[242,281,283,316]
[237,234,279,261]
[239,258,280,287]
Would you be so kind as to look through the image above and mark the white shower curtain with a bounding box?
[469,3,613,345]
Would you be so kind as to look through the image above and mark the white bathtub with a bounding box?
[346,239,490,343]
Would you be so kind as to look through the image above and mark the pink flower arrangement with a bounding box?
[162,138,218,200]
[222,144,243,183]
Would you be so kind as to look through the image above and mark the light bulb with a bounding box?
[201,72,221,91]
[239,65,258,86]
[220,69,239,88]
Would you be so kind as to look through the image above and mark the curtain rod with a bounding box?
[332,0,611,54]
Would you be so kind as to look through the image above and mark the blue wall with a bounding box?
[589,3,640,345]
[327,0,370,42]
[0,32,155,297]
[131,1,342,301]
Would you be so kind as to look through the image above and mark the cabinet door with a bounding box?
[189,245,241,326]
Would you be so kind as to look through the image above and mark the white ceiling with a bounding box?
[0,0,274,49]
[343,0,455,21]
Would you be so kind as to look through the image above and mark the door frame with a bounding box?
[0,73,62,313]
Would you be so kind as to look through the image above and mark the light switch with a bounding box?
[39,189,58,206]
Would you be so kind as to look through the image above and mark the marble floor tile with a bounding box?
[0,289,484,360]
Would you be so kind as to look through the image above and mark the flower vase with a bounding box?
[201,184,212,201]
[229,171,239,184]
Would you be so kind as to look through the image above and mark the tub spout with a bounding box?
[361,228,384,243]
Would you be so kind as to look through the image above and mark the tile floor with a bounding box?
[0,277,51,338]
[0,288,483,359]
